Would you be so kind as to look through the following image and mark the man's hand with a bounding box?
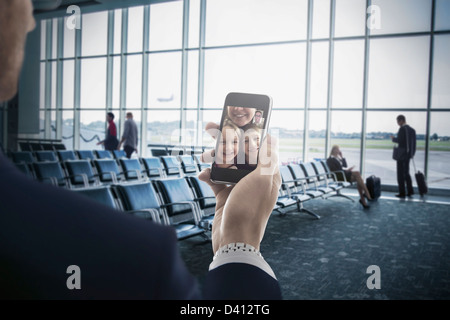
[198,122,281,253]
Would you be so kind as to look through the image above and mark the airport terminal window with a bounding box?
[309,41,329,109]
[79,110,108,150]
[330,110,362,169]
[307,110,326,162]
[34,1,450,189]
[332,39,364,108]
[435,0,450,31]
[188,0,200,48]
[428,113,450,189]
[334,0,366,37]
[128,6,144,53]
[205,0,308,46]
[62,60,74,109]
[81,11,108,57]
[186,50,199,108]
[271,110,304,164]
[63,16,75,58]
[147,52,182,108]
[203,43,306,109]
[113,9,122,54]
[147,110,181,145]
[368,36,430,109]
[370,0,432,35]
[126,54,143,109]
[112,57,121,109]
[432,35,450,109]
[149,1,183,51]
[80,58,107,109]
[312,0,330,39]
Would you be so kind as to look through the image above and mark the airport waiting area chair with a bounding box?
[73,186,119,210]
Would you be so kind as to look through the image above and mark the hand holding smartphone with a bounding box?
[210,92,272,185]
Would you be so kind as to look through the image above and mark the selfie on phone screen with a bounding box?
[213,106,265,171]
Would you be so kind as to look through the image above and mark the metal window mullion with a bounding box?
[119,8,128,137]
[303,0,313,162]
[325,0,336,159]
[73,16,82,150]
[106,10,114,112]
[44,19,53,140]
[197,0,206,147]
[180,0,190,146]
[141,5,150,156]
[360,0,372,175]
[56,18,64,141]
[424,0,436,180]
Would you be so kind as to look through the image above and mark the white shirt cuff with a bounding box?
[209,243,277,280]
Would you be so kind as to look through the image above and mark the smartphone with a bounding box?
[210,92,272,185]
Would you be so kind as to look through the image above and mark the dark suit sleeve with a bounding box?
[203,263,282,300]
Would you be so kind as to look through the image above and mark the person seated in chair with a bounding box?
[327,145,372,209]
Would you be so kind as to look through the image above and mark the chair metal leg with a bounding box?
[297,201,320,219]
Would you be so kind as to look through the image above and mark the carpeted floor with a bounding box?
[178,194,450,300]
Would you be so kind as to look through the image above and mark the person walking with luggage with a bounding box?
[327,145,373,209]
[118,112,138,159]
[391,115,416,198]
[97,112,119,151]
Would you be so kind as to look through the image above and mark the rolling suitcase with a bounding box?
[366,175,381,200]
[412,158,428,196]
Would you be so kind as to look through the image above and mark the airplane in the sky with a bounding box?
[157,94,174,103]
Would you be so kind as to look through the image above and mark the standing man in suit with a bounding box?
[391,115,416,198]
[0,0,282,299]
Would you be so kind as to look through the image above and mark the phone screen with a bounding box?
[210,92,272,184]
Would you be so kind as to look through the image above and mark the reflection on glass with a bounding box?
[370,0,432,35]
[205,0,308,46]
[335,0,366,37]
[148,52,181,108]
[81,11,108,56]
[365,111,426,184]
[310,41,329,108]
[128,6,144,53]
[126,55,142,108]
[312,0,330,39]
[204,43,306,108]
[435,0,450,31]
[368,36,429,109]
[80,58,107,108]
[330,111,362,170]
[428,112,450,189]
[332,39,364,108]
[149,1,183,51]
[432,35,450,108]
[147,110,181,145]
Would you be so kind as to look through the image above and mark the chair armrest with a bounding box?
[160,200,201,224]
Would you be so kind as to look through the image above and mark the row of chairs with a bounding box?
[18,140,66,152]
[10,148,211,187]
[276,160,354,219]
[73,176,216,241]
